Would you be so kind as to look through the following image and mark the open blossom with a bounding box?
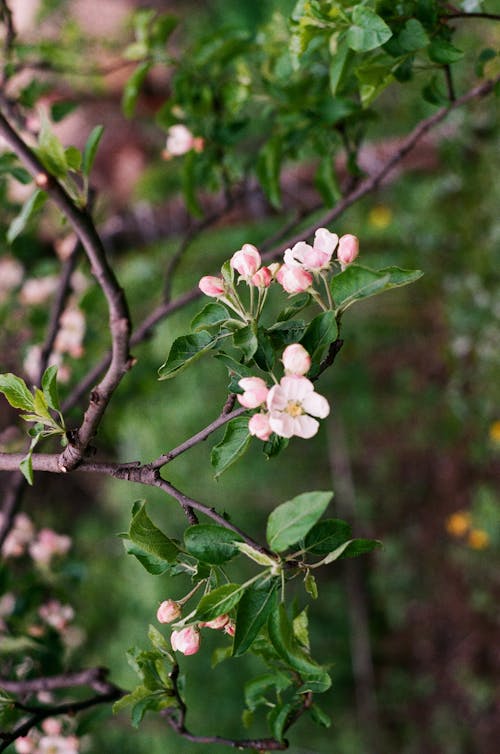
[54,307,85,358]
[42,719,62,736]
[267,376,330,439]
[237,377,269,409]
[276,265,313,294]
[157,599,182,624]
[170,626,200,656]
[282,343,311,376]
[20,276,59,306]
[164,125,203,157]
[199,276,225,297]
[284,228,338,271]
[231,244,261,278]
[1,513,34,558]
[251,266,272,288]
[38,735,79,754]
[39,600,74,632]
[248,412,272,441]
[14,738,34,754]
[0,256,23,302]
[29,529,72,566]
[337,234,359,266]
[200,614,229,630]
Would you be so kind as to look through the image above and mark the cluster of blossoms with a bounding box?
[15,717,79,754]
[156,599,234,657]
[162,124,204,159]
[199,227,359,314]
[240,343,330,440]
[0,512,71,565]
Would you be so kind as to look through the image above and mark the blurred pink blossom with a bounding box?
[170,626,200,655]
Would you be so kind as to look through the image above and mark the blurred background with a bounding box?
[0,1,499,753]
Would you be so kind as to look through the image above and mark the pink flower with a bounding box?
[170,626,200,656]
[283,228,338,271]
[42,718,62,736]
[230,244,261,279]
[251,266,272,288]
[1,513,34,558]
[29,529,71,566]
[165,125,196,156]
[237,377,269,409]
[156,600,181,624]
[199,276,225,297]
[267,376,330,439]
[54,307,85,359]
[39,600,74,632]
[199,614,229,630]
[14,738,35,754]
[282,344,311,376]
[248,413,272,441]
[337,234,359,266]
[224,621,236,637]
[38,735,79,754]
[276,265,313,294]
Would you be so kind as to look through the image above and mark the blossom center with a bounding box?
[286,400,303,417]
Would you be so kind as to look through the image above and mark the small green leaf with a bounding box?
[129,502,179,562]
[398,19,429,52]
[233,323,258,362]
[253,328,275,372]
[181,150,203,218]
[211,417,251,478]
[428,39,464,65]
[262,434,289,459]
[244,671,291,712]
[276,293,311,322]
[7,190,47,244]
[214,353,254,381]
[82,125,104,177]
[37,111,68,177]
[122,539,171,575]
[41,365,61,412]
[304,572,318,599]
[300,311,338,365]
[267,491,333,553]
[233,579,279,657]
[331,265,423,312]
[346,7,392,52]
[304,518,352,555]
[315,155,341,206]
[329,37,352,96]
[194,583,245,622]
[268,604,324,676]
[191,303,230,331]
[148,624,172,656]
[158,331,218,380]
[122,62,152,118]
[0,373,34,411]
[268,701,294,742]
[268,319,307,347]
[233,542,278,568]
[19,432,42,486]
[310,702,332,728]
[297,672,332,693]
[256,135,282,208]
[33,387,53,425]
[184,524,243,565]
[64,146,81,171]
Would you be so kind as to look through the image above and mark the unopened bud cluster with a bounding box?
[156,598,234,657]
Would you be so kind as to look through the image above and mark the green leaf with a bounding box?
[244,671,291,712]
[181,149,203,218]
[310,702,332,728]
[19,432,41,486]
[233,579,279,657]
[276,293,311,322]
[233,323,258,362]
[256,135,282,208]
[422,74,449,105]
[233,542,278,568]
[398,19,429,52]
[0,374,34,411]
[191,303,230,331]
[51,100,77,122]
[122,539,171,575]
[253,328,275,372]
[64,146,81,171]
[36,111,68,177]
[194,583,245,622]
[267,491,333,553]
[268,604,323,676]
[300,311,338,365]
[82,125,104,177]
[129,502,179,562]
[122,61,152,118]
[304,572,318,599]
[7,190,47,244]
[428,39,464,65]
[341,538,382,559]
[315,155,341,206]
[184,524,243,565]
[297,672,332,693]
[113,685,151,714]
[331,265,423,312]
[475,48,496,78]
[304,518,352,555]
[262,434,289,459]
[32,387,54,425]
[268,701,294,742]
[41,365,61,413]
[211,417,251,478]
[329,37,352,96]
[267,319,307,347]
[158,331,218,380]
[148,624,172,656]
[346,7,392,52]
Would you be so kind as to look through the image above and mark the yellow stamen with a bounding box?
[286,401,303,417]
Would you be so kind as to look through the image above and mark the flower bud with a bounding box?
[282,344,311,376]
[157,599,182,624]
[276,265,313,294]
[199,276,225,297]
[251,266,272,288]
[41,718,62,736]
[14,738,34,754]
[165,124,195,156]
[230,244,261,278]
[200,614,229,630]
[248,413,272,441]
[337,234,359,266]
[224,620,236,637]
[170,626,200,656]
[237,377,269,409]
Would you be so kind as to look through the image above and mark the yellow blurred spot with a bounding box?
[468,529,490,550]
[489,420,500,444]
[445,511,471,537]
[369,205,393,229]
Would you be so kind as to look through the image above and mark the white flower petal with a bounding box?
[267,384,287,411]
[302,392,330,418]
[269,412,295,438]
[293,415,319,438]
[281,376,313,401]
[314,228,338,255]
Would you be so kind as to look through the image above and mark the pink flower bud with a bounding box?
[248,413,272,441]
[193,137,205,153]
[157,600,182,624]
[14,738,34,754]
[237,377,269,409]
[230,244,261,278]
[41,718,62,736]
[282,344,311,376]
[224,620,236,637]
[165,125,195,156]
[199,276,225,297]
[337,234,359,266]
[276,265,313,294]
[200,614,229,630]
[251,266,272,288]
[170,626,200,656]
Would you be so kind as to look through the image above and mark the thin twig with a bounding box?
[0,667,116,694]
[442,12,500,21]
